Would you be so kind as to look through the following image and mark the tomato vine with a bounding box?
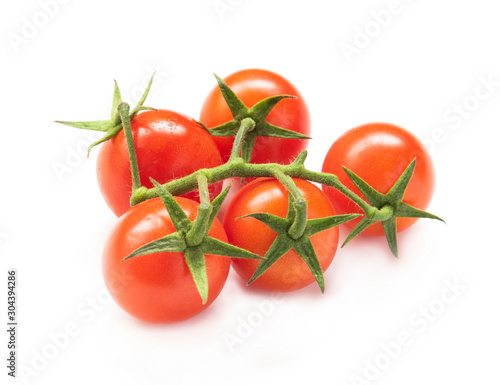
[58,72,444,303]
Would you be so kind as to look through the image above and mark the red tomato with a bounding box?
[322,123,435,235]
[102,196,230,323]
[97,109,223,216]
[199,69,311,164]
[223,178,339,292]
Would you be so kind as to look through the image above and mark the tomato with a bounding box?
[199,69,311,164]
[97,109,223,217]
[322,123,435,235]
[223,178,339,292]
[102,196,230,323]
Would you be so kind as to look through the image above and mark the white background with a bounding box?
[1,0,499,384]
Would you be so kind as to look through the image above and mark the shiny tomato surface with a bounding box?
[200,69,310,164]
[102,197,230,323]
[322,123,435,235]
[97,109,223,216]
[223,178,339,292]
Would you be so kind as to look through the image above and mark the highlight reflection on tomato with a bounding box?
[223,178,339,292]
[102,197,230,323]
[322,122,435,235]
[97,109,223,217]
[200,69,310,165]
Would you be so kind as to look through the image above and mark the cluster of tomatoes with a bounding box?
[61,69,437,323]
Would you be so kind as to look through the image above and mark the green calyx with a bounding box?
[55,74,156,155]
[60,72,446,296]
[205,74,311,163]
[122,177,264,304]
[238,178,360,293]
[341,158,445,257]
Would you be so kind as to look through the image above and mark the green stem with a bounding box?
[118,103,142,192]
[292,168,375,216]
[196,173,210,207]
[121,129,374,218]
[185,174,212,247]
[273,170,307,239]
[370,204,394,222]
[125,102,377,220]
[230,118,256,160]
[133,160,376,218]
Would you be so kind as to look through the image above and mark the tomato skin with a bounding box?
[102,197,230,323]
[322,123,435,235]
[97,109,223,217]
[199,69,311,164]
[223,178,339,292]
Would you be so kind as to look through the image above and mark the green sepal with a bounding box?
[381,217,398,257]
[386,159,416,203]
[111,80,123,123]
[214,74,248,119]
[200,236,264,260]
[125,176,263,303]
[54,120,113,132]
[151,179,191,232]
[236,213,290,234]
[56,74,156,154]
[395,202,445,221]
[293,237,325,293]
[86,124,122,156]
[341,158,444,256]
[196,120,209,132]
[342,217,374,248]
[184,247,209,304]
[129,74,155,117]
[205,74,311,162]
[304,214,361,237]
[244,188,357,291]
[208,183,231,226]
[257,121,311,139]
[122,232,187,262]
[248,95,296,122]
[248,234,294,285]
[341,166,386,208]
[206,120,240,137]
